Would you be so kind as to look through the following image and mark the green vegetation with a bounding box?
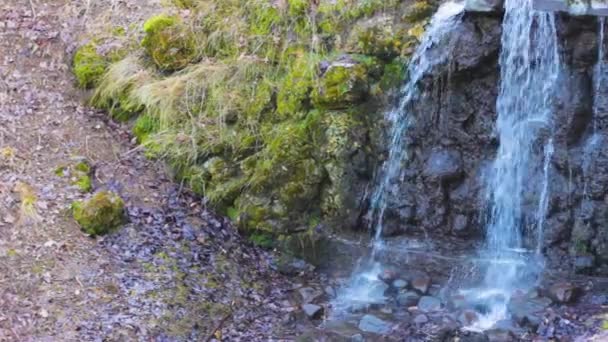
[73,43,107,89]
[74,0,435,248]
[72,191,126,236]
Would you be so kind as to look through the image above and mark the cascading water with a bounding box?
[331,1,465,315]
[466,0,561,330]
[583,18,607,198]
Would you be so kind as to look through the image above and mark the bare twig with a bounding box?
[205,311,232,342]
[29,0,36,19]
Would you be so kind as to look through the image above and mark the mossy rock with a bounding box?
[72,191,126,236]
[141,15,196,71]
[402,1,435,23]
[73,43,108,89]
[312,60,369,109]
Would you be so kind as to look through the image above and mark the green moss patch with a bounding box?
[72,191,126,236]
[142,15,197,71]
[73,43,108,89]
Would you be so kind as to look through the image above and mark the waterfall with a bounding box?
[583,18,607,198]
[465,0,560,330]
[331,2,465,315]
[367,1,465,251]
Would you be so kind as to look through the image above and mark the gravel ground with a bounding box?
[0,1,307,340]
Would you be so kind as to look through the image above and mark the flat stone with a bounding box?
[411,274,431,294]
[397,291,420,307]
[418,296,442,312]
[302,304,323,319]
[358,314,393,335]
[548,282,578,303]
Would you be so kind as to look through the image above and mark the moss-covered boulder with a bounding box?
[73,43,108,89]
[72,191,126,236]
[141,15,196,71]
[313,58,370,109]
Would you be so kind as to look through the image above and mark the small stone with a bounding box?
[418,296,442,312]
[358,314,392,335]
[411,274,431,294]
[71,191,126,236]
[548,282,578,303]
[397,291,420,307]
[414,314,428,325]
[486,328,516,342]
[393,279,408,289]
[302,304,323,319]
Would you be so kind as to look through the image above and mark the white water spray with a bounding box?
[469,0,560,329]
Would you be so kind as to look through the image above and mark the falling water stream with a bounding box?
[583,18,607,198]
[464,0,561,330]
[332,1,466,315]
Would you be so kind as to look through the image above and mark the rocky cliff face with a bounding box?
[375,10,608,275]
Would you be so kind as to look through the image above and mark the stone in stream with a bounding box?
[397,291,420,307]
[411,274,431,294]
[548,282,578,303]
[302,304,323,320]
[392,279,408,290]
[358,314,393,335]
[418,296,442,312]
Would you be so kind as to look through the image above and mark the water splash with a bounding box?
[471,0,560,328]
[331,2,465,315]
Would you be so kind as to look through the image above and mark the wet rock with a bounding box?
[302,304,323,320]
[508,297,552,329]
[392,279,408,290]
[325,286,337,298]
[452,214,471,237]
[418,296,442,312]
[448,294,468,310]
[548,282,578,303]
[397,291,420,307]
[358,314,392,335]
[464,0,504,12]
[298,287,323,304]
[411,274,431,294]
[423,149,463,182]
[379,269,398,284]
